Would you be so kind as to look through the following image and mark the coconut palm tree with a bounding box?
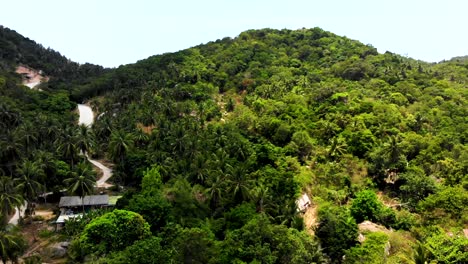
[327,136,347,159]
[108,129,134,164]
[0,228,25,264]
[250,183,271,213]
[17,121,39,154]
[225,164,253,203]
[15,160,45,217]
[0,176,23,225]
[0,133,23,174]
[64,161,96,213]
[205,174,225,211]
[76,124,95,155]
[56,126,80,168]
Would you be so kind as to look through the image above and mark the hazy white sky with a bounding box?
[2,0,467,67]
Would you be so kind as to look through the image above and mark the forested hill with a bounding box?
[0,27,467,263]
[0,25,108,91]
[73,28,467,263]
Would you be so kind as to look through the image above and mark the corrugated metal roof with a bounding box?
[59,195,109,207]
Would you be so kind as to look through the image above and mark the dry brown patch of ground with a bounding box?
[137,123,156,134]
[303,203,319,235]
[21,217,54,258]
[15,65,49,88]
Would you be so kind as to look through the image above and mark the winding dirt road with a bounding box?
[77,104,113,188]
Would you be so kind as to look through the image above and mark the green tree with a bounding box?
[171,227,219,264]
[108,129,134,164]
[56,126,80,168]
[64,161,96,213]
[100,237,172,264]
[0,176,23,225]
[225,164,254,203]
[344,232,389,264]
[76,124,95,155]
[127,167,172,232]
[221,214,327,263]
[399,166,436,210]
[288,131,314,162]
[205,174,225,210]
[418,186,468,220]
[15,160,45,216]
[316,205,358,263]
[350,190,383,223]
[423,228,468,263]
[0,227,27,264]
[78,209,151,255]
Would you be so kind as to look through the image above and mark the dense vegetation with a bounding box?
[1,26,467,263]
[0,27,103,263]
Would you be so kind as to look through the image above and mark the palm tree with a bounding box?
[167,124,188,155]
[385,135,402,165]
[64,161,96,213]
[273,200,298,226]
[0,228,25,264]
[0,133,23,174]
[250,184,271,213]
[225,164,253,203]
[205,174,225,211]
[0,176,23,225]
[15,160,45,217]
[327,136,347,159]
[17,122,39,153]
[76,124,95,155]
[108,129,133,164]
[132,129,149,148]
[190,154,210,184]
[56,126,79,168]
[0,103,20,130]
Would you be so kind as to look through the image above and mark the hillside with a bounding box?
[0,27,105,263]
[1,27,467,263]
[75,28,467,263]
[0,25,108,92]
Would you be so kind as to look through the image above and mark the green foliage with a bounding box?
[99,237,172,264]
[63,209,108,237]
[0,176,23,224]
[0,227,27,264]
[350,190,383,223]
[221,214,327,264]
[423,228,468,263]
[171,227,220,264]
[344,232,389,264]
[127,190,172,232]
[78,209,151,255]
[418,186,468,221]
[316,205,358,262]
[399,166,437,210]
[125,167,171,232]
[2,26,468,262]
[224,202,257,230]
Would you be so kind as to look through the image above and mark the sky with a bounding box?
[2,0,467,68]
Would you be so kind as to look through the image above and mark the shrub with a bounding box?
[350,190,383,223]
[316,205,358,262]
[78,209,151,255]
